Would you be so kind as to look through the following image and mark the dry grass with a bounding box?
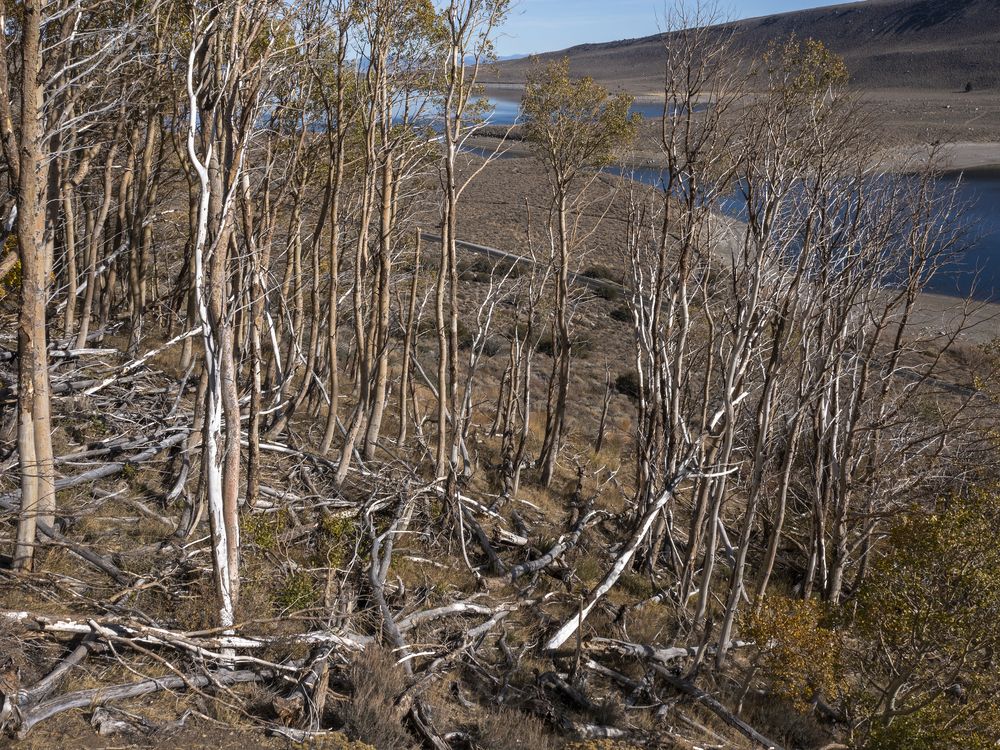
[474,706,554,750]
[338,647,415,750]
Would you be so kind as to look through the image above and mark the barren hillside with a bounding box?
[495,0,1000,94]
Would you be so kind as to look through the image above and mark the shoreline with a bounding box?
[481,86,1000,173]
[461,128,1000,340]
[885,141,1000,172]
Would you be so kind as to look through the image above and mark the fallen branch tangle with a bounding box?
[14,669,269,739]
[0,251,815,750]
[0,352,784,747]
[0,599,786,745]
[0,596,524,734]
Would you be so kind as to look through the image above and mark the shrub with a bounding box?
[851,489,1000,749]
[581,266,618,282]
[739,595,841,712]
[479,336,503,357]
[242,511,283,550]
[609,305,631,323]
[340,648,414,750]
[591,283,622,302]
[458,256,522,282]
[275,570,317,611]
[457,320,475,350]
[475,707,552,750]
[456,321,502,355]
[537,333,592,359]
[866,707,965,750]
[320,513,356,567]
[536,334,555,357]
[297,733,375,750]
[614,371,640,400]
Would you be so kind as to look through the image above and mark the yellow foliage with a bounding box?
[764,35,850,102]
[739,595,841,712]
[241,509,287,550]
[318,513,356,569]
[852,489,1000,749]
[522,58,640,185]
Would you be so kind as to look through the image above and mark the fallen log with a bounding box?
[395,598,493,632]
[0,431,188,583]
[3,603,522,656]
[494,528,529,547]
[544,460,697,650]
[585,637,699,664]
[462,503,506,575]
[393,606,518,719]
[538,671,595,711]
[408,699,449,750]
[0,429,188,505]
[0,513,129,584]
[20,634,105,707]
[1,611,371,653]
[272,644,334,731]
[13,668,269,738]
[569,723,632,741]
[584,637,751,666]
[510,509,604,581]
[85,618,295,676]
[1,372,147,397]
[366,496,416,674]
[81,328,198,397]
[652,665,784,750]
[0,346,117,363]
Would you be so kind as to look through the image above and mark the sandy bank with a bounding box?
[886,141,1000,172]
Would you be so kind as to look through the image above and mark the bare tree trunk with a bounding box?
[75,127,121,349]
[13,0,56,570]
[397,229,421,446]
[435,157,453,479]
[60,189,77,335]
[538,190,570,487]
[363,155,393,460]
[318,19,349,453]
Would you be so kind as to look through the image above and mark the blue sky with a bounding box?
[496,1,845,56]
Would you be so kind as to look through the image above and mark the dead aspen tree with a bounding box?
[316,0,356,455]
[184,0,277,627]
[10,0,55,570]
[334,0,437,483]
[397,229,422,446]
[522,58,637,487]
[434,0,509,482]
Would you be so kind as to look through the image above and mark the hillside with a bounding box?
[495,0,1000,94]
[4,1,1000,748]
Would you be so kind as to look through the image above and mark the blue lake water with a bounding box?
[608,164,1000,301]
[468,94,1000,301]
[481,92,689,126]
[947,168,1000,300]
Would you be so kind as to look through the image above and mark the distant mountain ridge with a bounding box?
[495,0,1000,93]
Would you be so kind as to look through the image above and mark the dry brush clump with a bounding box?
[338,648,415,750]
